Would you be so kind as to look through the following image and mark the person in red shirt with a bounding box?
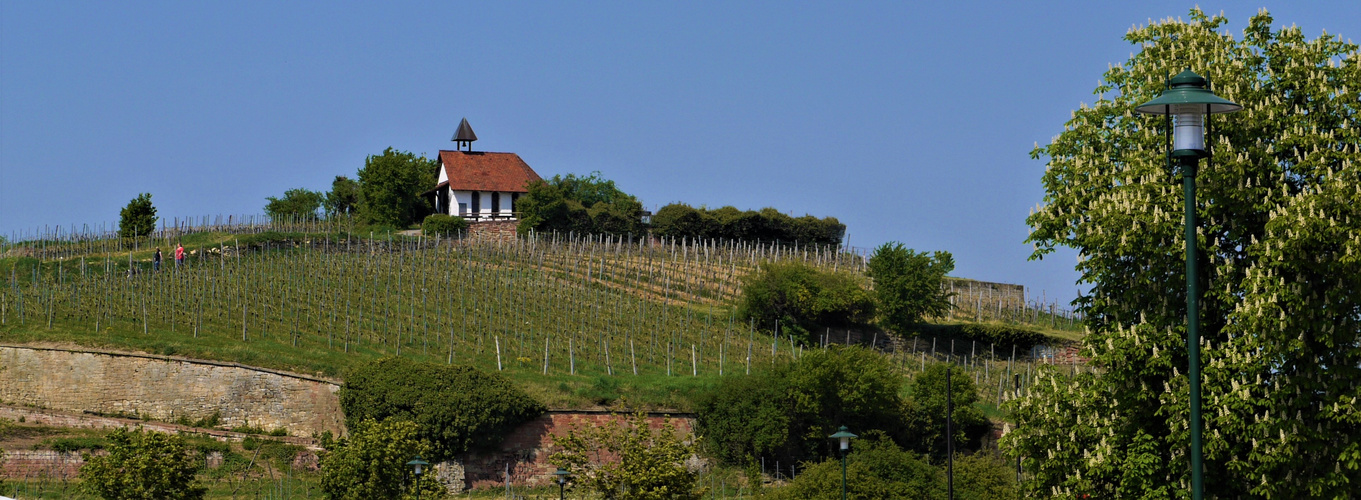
[174,243,185,269]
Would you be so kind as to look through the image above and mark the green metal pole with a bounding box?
[1182,155,1203,500]
[832,449,843,500]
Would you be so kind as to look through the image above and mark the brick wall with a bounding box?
[0,345,344,438]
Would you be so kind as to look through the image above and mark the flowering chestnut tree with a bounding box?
[1005,9,1360,498]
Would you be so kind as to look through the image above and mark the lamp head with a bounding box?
[828,426,858,451]
[407,456,429,476]
[1134,70,1242,153]
[555,467,571,485]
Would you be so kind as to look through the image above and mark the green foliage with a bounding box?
[952,452,1020,500]
[318,418,445,500]
[765,434,944,500]
[46,436,107,453]
[420,214,468,237]
[652,204,845,246]
[325,175,361,217]
[695,347,905,467]
[902,363,990,461]
[357,148,438,228]
[1013,9,1361,498]
[118,193,158,239]
[867,243,955,333]
[339,357,546,461]
[737,261,874,343]
[953,324,1046,352]
[264,188,324,222]
[517,172,644,237]
[79,427,206,500]
[551,412,704,500]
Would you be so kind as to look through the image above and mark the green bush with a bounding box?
[339,357,546,461]
[737,261,874,343]
[264,188,324,222]
[80,427,206,500]
[319,418,445,500]
[765,433,944,500]
[421,214,469,237]
[955,324,1046,351]
[695,347,904,467]
[46,436,106,453]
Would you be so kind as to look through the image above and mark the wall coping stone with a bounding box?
[0,343,341,387]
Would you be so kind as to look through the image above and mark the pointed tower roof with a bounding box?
[452,118,478,150]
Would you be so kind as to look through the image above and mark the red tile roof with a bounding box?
[438,151,542,193]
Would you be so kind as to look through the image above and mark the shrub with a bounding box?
[80,427,206,500]
[867,243,955,333]
[764,433,944,500]
[319,418,445,500]
[421,214,468,237]
[737,261,874,343]
[901,363,991,461]
[339,357,546,461]
[955,324,1046,352]
[551,412,703,500]
[695,347,905,467]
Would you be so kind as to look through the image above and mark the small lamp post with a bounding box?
[828,426,857,500]
[407,456,430,500]
[1135,69,1241,500]
[554,468,572,500]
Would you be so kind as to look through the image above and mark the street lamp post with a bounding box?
[828,426,857,500]
[1135,69,1241,500]
[555,468,571,500]
[407,456,430,500]
[946,365,954,500]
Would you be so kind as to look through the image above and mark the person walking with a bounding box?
[175,243,185,269]
[153,247,162,272]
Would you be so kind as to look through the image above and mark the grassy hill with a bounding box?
[0,223,1083,411]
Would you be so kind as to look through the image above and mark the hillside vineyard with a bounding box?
[1,228,871,378]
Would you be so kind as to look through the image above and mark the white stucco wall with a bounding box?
[447,190,517,219]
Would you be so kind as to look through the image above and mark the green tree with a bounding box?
[318,418,445,500]
[339,357,545,461]
[737,261,875,343]
[765,433,944,500]
[517,172,643,236]
[1009,9,1361,498]
[866,243,955,334]
[551,412,704,500]
[118,193,157,239]
[357,148,438,228]
[325,175,361,217]
[264,188,324,222]
[902,363,990,461]
[695,347,905,467]
[79,427,205,500]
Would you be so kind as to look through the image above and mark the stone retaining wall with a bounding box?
[0,345,344,438]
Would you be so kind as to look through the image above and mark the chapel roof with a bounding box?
[436,150,542,193]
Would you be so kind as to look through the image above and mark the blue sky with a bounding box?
[3,1,1358,304]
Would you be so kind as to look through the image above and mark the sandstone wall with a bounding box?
[0,345,344,438]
